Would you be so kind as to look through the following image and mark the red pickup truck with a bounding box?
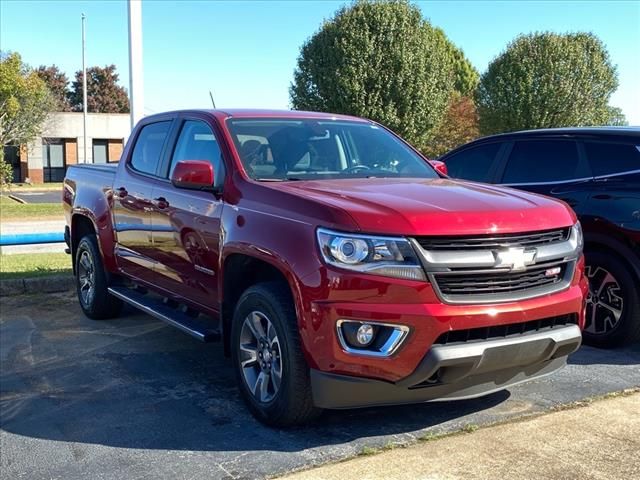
[63,109,588,426]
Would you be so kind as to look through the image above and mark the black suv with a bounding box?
[440,127,640,348]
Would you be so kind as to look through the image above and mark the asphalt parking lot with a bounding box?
[1,291,639,480]
[8,191,61,204]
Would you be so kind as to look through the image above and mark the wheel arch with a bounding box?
[584,232,640,282]
[220,251,303,357]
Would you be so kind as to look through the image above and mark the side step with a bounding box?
[108,286,221,342]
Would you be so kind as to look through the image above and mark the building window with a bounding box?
[42,139,66,183]
[3,145,21,183]
[93,139,109,164]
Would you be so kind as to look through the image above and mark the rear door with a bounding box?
[496,138,593,216]
[112,118,174,282]
[582,139,640,230]
[148,115,226,311]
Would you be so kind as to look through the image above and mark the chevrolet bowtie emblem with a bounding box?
[494,247,537,271]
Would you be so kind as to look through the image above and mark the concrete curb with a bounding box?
[7,194,27,204]
[0,274,74,296]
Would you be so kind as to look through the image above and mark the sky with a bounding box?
[2,0,639,124]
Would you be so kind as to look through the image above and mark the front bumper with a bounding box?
[311,324,582,409]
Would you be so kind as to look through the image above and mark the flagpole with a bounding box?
[81,13,88,163]
[127,0,144,129]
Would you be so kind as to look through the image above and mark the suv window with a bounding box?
[584,141,640,177]
[502,140,582,184]
[170,120,224,185]
[444,143,501,182]
[130,121,171,175]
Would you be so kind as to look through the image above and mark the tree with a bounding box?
[0,52,55,184]
[477,32,619,134]
[69,64,129,113]
[290,0,458,151]
[35,65,71,111]
[426,92,479,158]
[606,106,628,126]
[434,28,479,97]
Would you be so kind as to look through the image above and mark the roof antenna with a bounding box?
[209,90,216,109]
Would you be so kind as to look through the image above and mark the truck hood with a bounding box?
[270,177,576,236]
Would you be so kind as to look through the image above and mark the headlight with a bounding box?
[317,228,426,281]
[572,221,584,254]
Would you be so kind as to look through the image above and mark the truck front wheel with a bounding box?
[75,234,123,320]
[231,282,321,427]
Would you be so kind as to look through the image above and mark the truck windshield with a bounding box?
[226,118,439,181]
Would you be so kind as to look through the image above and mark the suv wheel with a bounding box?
[583,250,640,348]
[231,282,321,427]
[75,234,123,320]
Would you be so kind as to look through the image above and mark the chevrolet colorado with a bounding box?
[63,109,588,426]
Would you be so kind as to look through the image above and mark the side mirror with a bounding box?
[171,160,214,190]
[429,159,448,176]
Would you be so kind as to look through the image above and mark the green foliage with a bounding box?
[290,0,459,151]
[606,106,628,126]
[0,155,13,188]
[35,65,71,111]
[0,52,55,154]
[68,64,130,113]
[426,92,479,158]
[434,28,479,97]
[477,32,619,134]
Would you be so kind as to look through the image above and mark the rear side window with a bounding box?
[444,143,501,182]
[584,142,640,177]
[170,120,224,185]
[502,140,582,184]
[130,121,171,175]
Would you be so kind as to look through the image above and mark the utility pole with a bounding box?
[81,13,88,163]
[127,0,144,129]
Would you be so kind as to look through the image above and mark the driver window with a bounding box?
[170,120,224,185]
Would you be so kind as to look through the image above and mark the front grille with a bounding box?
[416,228,570,251]
[434,260,567,296]
[433,314,579,346]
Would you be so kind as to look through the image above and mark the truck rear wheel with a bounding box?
[75,234,123,320]
[231,281,321,427]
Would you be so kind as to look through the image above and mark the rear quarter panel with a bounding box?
[64,164,119,272]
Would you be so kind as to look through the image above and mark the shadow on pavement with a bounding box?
[568,344,640,366]
[0,293,509,454]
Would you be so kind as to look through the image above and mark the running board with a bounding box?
[108,286,221,342]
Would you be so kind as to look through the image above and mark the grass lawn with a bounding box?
[0,195,63,221]
[0,252,72,279]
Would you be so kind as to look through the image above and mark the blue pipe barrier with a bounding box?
[0,232,65,246]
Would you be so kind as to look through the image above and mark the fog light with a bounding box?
[356,324,374,346]
[337,320,410,357]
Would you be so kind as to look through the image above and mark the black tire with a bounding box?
[582,250,640,348]
[231,281,321,427]
[75,234,123,320]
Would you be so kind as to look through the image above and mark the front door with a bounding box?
[149,118,225,311]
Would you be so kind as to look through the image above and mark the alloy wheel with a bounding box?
[78,250,96,307]
[238,311,283,403]
[584,265,624,335]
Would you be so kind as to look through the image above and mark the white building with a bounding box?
[4,112,130,183]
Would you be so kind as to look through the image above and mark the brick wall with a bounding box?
[108,139,124,162]
[27,168,43,184]
[19,145,28,182]
[65,139,78,165]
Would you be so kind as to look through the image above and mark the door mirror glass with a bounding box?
[171,160,214,190]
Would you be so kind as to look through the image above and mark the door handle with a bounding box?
[153,197,170,209]
[116,187,128,198]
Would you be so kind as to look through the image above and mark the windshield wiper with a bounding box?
[254,177,304,182]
